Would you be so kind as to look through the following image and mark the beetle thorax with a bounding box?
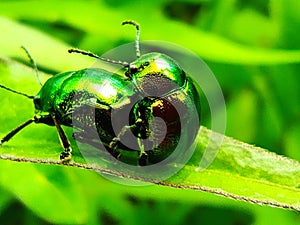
[129,53,187,96]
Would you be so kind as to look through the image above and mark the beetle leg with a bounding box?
[109,125,135,159]
[109,125,134,149]
[0,117,36,146]
[51,115,72,162]
[109,120,150,166]
[137,138,148,166]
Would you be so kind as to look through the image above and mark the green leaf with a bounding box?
[0,17,94,72]
[270,0,300,48]
[226,89,258,142]
[0,58,90,223]
[229,9,278,46]
[0,57,299,212]
[285,125,300,162]
[166,127,300,210]
[0,1,300,65]
[0,161,88,224]
[0,187,13,212]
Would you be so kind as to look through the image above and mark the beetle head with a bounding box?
[125,53,187,96]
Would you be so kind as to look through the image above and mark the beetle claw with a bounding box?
[60,150,72,162]
[108,138,121,159]
[109,137,120,150]
[138,152,148,166]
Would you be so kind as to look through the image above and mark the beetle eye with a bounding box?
[142,61,150,67]
[34,96,41,110]
[129,65,138,74]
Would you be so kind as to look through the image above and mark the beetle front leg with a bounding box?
[0,114,50,146]
[137,138,148,166]
[0,117,36,146]
[109,125,135,159]
[51,115,72,162]
[109,125,133,149]
[109,120,149,166]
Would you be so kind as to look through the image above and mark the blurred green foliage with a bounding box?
[0,0,299,224]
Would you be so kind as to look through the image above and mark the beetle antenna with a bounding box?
[21,46,42,86]
[68,48,130,67]
[122,20,141,58]
[0,84,34,99]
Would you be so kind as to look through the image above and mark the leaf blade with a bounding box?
[0,1,300,65]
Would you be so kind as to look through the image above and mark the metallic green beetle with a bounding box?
[0,20,201,166]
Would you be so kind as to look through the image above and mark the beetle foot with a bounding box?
[138,152,148,166]
[60,148,72,162]
[107,138,121,160]
[109,137,120,150]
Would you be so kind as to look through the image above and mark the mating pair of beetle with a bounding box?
[0,20,201,166]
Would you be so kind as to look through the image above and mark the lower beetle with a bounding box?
[0,20,201,166]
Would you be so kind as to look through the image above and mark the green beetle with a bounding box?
[0,20,200,166]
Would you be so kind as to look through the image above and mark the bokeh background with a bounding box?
[0,0,299,224]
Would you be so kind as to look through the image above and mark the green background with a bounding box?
[0,0,300,224]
